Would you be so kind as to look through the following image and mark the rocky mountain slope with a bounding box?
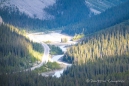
[0,0,127,20]
[86,0,128,14]
[0,0,55,20]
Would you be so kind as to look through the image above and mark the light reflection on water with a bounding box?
[51,45,72,77]
[52,69,64,78]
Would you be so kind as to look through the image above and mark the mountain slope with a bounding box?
[61,19,129,86]
[0,24,43,73]
[0,0,55,20]
[0,0,90,29]
[0,0,128,30]
[45,0,90,26]
[63,19,129,64]
[1,1,129,86]
[86,0,128,14]
[1,21,129,86]
[0,0,127,20]
[62,0,129,35]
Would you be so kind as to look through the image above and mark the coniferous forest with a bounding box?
[1,17,129,86]
[62,0,129,35]
[62,20,129,85]
[0,0,90,31]
[63,20,129,64]
[0,23,43,74]
[1,0,129,86]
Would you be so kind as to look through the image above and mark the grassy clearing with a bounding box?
[34,62,61,73]
[72,33,84,41]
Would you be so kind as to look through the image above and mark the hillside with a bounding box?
[1,1,129,86]
[86,0,128,14]
[0,0,127,30]
[0,0,126,19]
[63,19,129,64]
[60,19,129,85]
[62,0,129,35]
[1,20,129,86]
[45,0,90,26]
[0,24,43,73]
[0,0,55,20]
[0,0,90,30]
[0,8,47,31]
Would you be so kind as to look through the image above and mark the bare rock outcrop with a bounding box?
[0,16,3,25]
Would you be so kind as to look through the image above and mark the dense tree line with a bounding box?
[0,6,54,30]
[45,0,90,26]
[0,0,90,31]
[0,60,129,86]
[0,24,43,73]
[49,45,63,55]
[32,42,44,54]
[62,0,129,35]
[63,20,129,64]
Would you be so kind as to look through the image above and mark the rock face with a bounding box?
[0,0,56,20]
[0,16,3,25]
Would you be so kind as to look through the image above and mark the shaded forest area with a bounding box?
[0,0,129,35]
[62,0,129,35]
[0,0,90,31]
[45,0,90,26]
[0,66,129,86]
[0,7,50,31]
[0,24,43,73]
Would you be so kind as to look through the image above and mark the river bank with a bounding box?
[27,31,76,77]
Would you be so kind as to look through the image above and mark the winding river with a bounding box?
[52,45,72,77]
[27,31,77,77]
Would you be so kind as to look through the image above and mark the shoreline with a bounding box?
[27,31,75,77]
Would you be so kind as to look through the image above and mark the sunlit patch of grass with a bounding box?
[31,50,43,61]
[72,33,84,41]
[28,44,43,62]
[34,62,61,73]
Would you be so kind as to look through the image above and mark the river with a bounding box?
[51,45,72,78]
[27,31,77,77]
[41,45,72,78]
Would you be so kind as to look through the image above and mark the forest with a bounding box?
[45,0,90,26]
[0,16,129,86]
[62,19,129,85]
[62,0,129,35]
[1,0,129,35]
[0,0,129,86]
[0,7,49,31]
[0,23,43,74]
[0,0,90,31]
[49,45,63,55]
[63,20,129,64]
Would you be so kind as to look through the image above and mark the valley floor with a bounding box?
[27,31,76,77]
